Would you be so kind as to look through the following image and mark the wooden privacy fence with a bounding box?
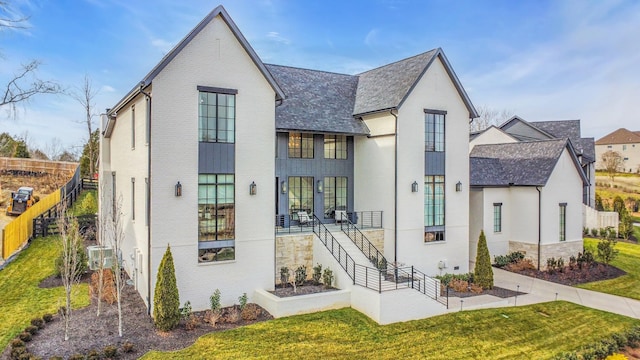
[2,189,60,259]
[0,157,78,174]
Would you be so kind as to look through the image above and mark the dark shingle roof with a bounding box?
[595,128,640,145]
[470,139,568,186]
[354,50,438,115]
[266,64,368,134]
[530,120,581,140]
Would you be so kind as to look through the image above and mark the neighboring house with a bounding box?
[469,139,587,269]
[99,5,477,324]
[595,128,640,173]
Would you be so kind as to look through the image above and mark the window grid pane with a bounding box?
[198,92,235,143]
[198,174,235,262]
[493,204,502,232]
[288,176,314,218]
[425,113,445,152]
[559,204,566,241]
[323,177,347,219]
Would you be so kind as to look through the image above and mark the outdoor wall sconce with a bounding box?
[411,181,419,193]
[281,180,287,194]
[456,181,462,192]
[175,181,182,197]
[317,180,323,193]
[249,181,257,196]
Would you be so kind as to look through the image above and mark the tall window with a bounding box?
[425,112,445,152]
[198,92,235,143]
[288,176,314,218]
[198,174,235,262]
[324,177,347,219]
[288,132,314,158]
[493,203,502,233]
[131,177,135,221]
[424,175,445,242]
[559,203,567,241]
[324,135,347,159]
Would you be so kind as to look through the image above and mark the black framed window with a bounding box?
[198,92,235,143]
[288,132,314,158]
[559,203,567,241]
[424,175,445,242]
[324,135,347,159]
[198,174,235,262]
[323,177,347,219]
[493,203,502,233]
[288,176,314,218]
[425,112,445,152]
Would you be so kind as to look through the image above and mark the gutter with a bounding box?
[536,186,541,270]
[390,109,398,265]
[139,83,152,315]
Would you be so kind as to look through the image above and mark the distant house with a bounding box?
[99,5,478,324]
[595,128,640,173]
[469,138,587,269]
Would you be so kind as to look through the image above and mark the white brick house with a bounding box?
[100,5,478,323]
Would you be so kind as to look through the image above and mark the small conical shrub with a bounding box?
[153,245,180,331]
[474,230,494,289]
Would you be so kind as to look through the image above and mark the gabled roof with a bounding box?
[499,116,555,141]
[595,128,640,145]
[107,5,284,117]
[470,139,588,187]
[265,64,368,135]
[469,125,518,143]
[353,48,478,119]
[530,120,581,140]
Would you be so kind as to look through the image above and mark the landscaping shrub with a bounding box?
[568,255,577,270]
[226,307,240,324]
[10,339,24,349]
[153,245,180,331]
[449,279,469,292]
[241,303,262,321]
[18,332,31,342]
[599,228,609,238]
[122,341,135,353]
[436,273,472,286]
[68,354,85,360]
[312,263,322,284]
[591,228,599,237]
[279,267,289,287]
[181,300,197,330]
[294,265,307,286]
[10,346,27,359]
[493,255,510,268]
[474,230,493,289]
[30,318,44,329]
[42,314,54,323]
[90,268,117,304]
[322,268,334,288]
[103,344,118,358]
[505,258,536,272]
[597,239,619,265]
[238,293,248,311]
[86,349,101,360]
[24,325,38,335]
[210,289,221,312]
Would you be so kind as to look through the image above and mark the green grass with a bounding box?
[143,303,638,360]
[578,238,640,300]
[0,236,89,350]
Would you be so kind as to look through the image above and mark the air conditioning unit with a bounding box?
[87,245,114,270]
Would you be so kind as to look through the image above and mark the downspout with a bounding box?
[390,109,398,265]
[273,97,284,291]
[139,83,152,315]
[536,186,541,270]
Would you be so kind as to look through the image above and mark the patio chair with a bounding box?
[297,211,317,226]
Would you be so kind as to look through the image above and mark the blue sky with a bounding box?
[1,0,639,152]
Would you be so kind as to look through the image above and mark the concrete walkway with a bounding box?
[490,267,640,319]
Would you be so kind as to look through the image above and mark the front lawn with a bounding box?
[143,302,638,360]
[0,236,89,351]
[578,238,640,300]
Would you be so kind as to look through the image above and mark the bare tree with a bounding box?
[44,137,64,160]
[0,3,61,117]
[57,203,83,341]
[601,150,624,184]
[470,105,514,132]
[70,75,99,176]
[103,194,126,336]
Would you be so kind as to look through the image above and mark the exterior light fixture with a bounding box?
[317,180,323,193]
[456,181,462,192]
[175,181,182,197]
[249,181,257,195]
[411,181,419,193]
[281,180,287,194]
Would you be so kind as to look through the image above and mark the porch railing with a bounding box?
[347,211,382,229]
[339,212,385,268]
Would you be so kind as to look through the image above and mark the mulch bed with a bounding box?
[504,263,626,286]
[270,281,338,297]
[447,286,525,298]
[2,274,273,360]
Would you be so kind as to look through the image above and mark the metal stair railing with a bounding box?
[338,213,448,308]
[339,212,386,269]
[312,214,357,283]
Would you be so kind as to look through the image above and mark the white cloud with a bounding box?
[151,38,173,53]
[364,29,378,46]
[266,31,290,45]
[100,85,116,93]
